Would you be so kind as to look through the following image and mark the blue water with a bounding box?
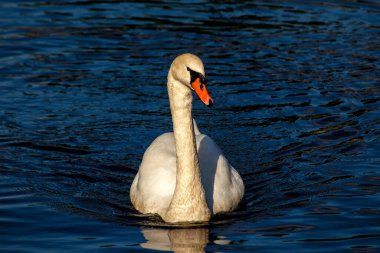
[1,0,379,252]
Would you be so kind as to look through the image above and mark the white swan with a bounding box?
[130,53,244,223]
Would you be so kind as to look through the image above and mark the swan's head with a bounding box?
[169,53,214,107]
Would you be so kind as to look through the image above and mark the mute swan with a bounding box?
[130,53,244,223]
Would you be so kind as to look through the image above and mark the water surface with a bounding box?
[0,0,379,252]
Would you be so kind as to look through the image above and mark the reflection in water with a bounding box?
[141,228,208,253]
[140,227,231,253]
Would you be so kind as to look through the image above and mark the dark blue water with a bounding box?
[1,0,379,252]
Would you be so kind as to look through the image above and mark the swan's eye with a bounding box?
[187,67,206,86]
[200,75,207,85]
[187,67,199,84]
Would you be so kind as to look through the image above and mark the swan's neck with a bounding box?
[164,74,210,223]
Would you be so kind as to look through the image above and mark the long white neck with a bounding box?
[164,73,210,223]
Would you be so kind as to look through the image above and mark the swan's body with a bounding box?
[130,125,244,219]
[130,54,244,223]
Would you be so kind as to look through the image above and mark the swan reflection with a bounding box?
[140,227,231,253]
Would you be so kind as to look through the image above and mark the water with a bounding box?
[0,0,379,252]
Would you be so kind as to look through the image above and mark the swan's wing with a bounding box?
[193,119,201,135]
[130,133,177,216]
[196,134,245,213]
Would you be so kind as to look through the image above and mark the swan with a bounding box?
[130,53,244,223]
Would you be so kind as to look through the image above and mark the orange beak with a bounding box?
[191,78,214,107]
